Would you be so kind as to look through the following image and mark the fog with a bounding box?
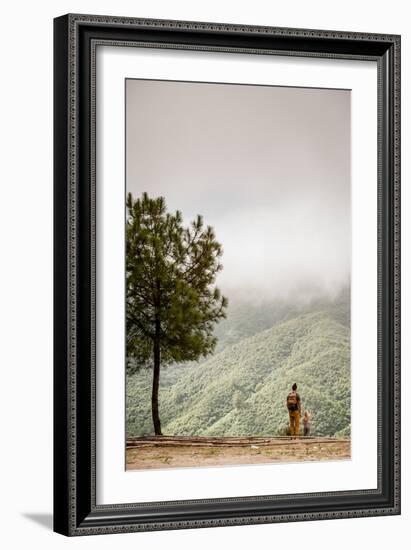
[126,79,350,303]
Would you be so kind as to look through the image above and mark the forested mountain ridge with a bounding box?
[127,298,351,438]
[212,290,350,353]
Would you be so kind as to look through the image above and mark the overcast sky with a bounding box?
[126,79,351,302]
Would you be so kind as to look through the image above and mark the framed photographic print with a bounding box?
[53,14,401,536]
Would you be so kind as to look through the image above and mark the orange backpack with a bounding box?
[287,391,298,411]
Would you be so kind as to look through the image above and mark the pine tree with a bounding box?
[126,192,228,435]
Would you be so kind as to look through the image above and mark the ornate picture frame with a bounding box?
[53,14,400,536]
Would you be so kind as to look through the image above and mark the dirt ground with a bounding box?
[126,436,351,470]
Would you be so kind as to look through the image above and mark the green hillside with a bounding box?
[209,288,350,354]
[127,306,351,438]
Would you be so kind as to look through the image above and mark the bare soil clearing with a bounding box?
[126,436,351,470]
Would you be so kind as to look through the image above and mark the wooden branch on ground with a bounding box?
[126,435,350,449]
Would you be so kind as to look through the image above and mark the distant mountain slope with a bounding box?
[211,287,350,353]
[127,308,350,438]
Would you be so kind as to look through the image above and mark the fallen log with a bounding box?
[126,436,350,449]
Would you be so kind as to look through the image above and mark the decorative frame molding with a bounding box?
[54,13,400,536]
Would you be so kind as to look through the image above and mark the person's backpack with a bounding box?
[287,391,299,411]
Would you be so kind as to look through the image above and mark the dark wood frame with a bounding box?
[54,13,401,536]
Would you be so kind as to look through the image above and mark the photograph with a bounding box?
[125,78,352,470]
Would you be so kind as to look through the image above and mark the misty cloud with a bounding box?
[126,79,351,302]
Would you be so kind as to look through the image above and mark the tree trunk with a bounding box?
[151,320,162,436]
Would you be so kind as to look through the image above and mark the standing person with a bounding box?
[303,411,311,436]
[286,383,301,437]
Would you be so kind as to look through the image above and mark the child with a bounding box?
[303,411,311,436]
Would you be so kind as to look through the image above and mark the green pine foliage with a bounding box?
[126,192,227,370]
[127,301,351,438]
